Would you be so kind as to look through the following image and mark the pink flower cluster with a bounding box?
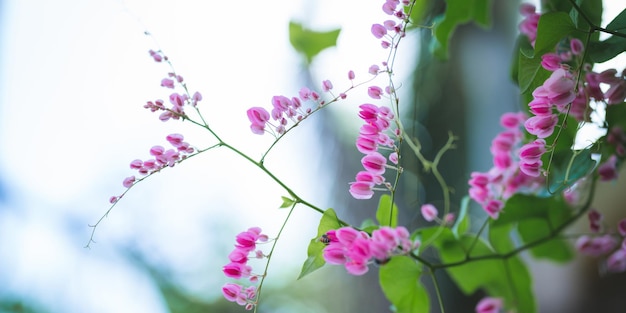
[576,212,626,273]
[475,297,503,313]
[109,134,194,204]
[468,112,544,219]
[371,0,412,49]
[518,3,540,46]
[143,50,203,122]
[247,82,339,136]
[349,104,400,199]
[222,227,269,310]
[321,226,419,275]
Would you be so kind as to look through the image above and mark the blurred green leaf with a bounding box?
[298,208,341,279]
[379,256,429,313]
[491,194,574,262]
[431,232,536,313]
[547,149,595,194]
[588,35,626,63]
[534,12,576,57]
[452,196,470,238]
[376,194,398,227]
[607,8,626,31]
[289,21,341,65]
[431,0,492,59]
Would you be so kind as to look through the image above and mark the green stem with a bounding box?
[253,203,297,312]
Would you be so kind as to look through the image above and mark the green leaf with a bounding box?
[452,196,470,238]
[533,12,576,57]
[588,35,626,63]
[379,256,429,313]
[606,8,626,32]
[431,0,492,59]
[298,208,341,279]
[376,194,398,227]
[547,149,595,194]
[518,52,550,95]
[289,21,341,65]
[491,194,574,263]
[431,233,536,313]
[279,196,295,208]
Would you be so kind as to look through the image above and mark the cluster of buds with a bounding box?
[321,226,419,275]
[221,227,269,310]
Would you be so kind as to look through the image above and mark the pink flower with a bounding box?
[361,152,387,175]
[570,38,584,55]
[607,249,626,273]
[420,204,438,222]
[148,49,163,62]
[222,283,243,302]
[484,199,503,219]
[541,53,561,71]
[588,209,603,233]
[476,297,503,313]
[368,86,383,99]
[519,139,546,163]
[542,69,576,107]
[348,70,355,80]
[223,262,252,279]
[371,24,387,39]
[598,155,618,181]
[161,78,175,88]
[369,64,380,75]
[322,80,333,92]
[247,107,270,135]
[323,244,347,265]
[356,136,378,154]
[349,181,375,199]
[122,176,135,188]
[524,114,558,138]
[605,80,626,105]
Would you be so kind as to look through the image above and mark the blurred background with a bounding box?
[0,0,625,312]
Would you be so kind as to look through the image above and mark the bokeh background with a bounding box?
[1,0,625,312]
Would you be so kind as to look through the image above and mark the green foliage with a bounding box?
[428,228,536,313]
[288,21,341,65]
[491,194,574,262]
[376,194,399,227]
[298,208,341,279]
[451,196,470,238]
[430,0,492,59]
[517,12,576,94]
[279,196,295,208]
[379,256,430,313]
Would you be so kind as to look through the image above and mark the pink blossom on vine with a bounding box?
[371,24,387,39]
[122,176,135,188]
[368,86,383,99]
[161,78,175,88]
[247,107,270,135]
[484,199,503,219]
[587,209,603,233]
[369,64,380,75]
[349,181,375,200]
[598,155,618,182]
[524,114,558,139]
[475,297,503,313]
[148,49,163,62]
[223,262,252,279]
[518,3,540,46]
[348,70,355,80]
[420,204,438,222]
[607,249,626,273]
[576,234,617,257]
[570,38,584,55]
[541,53,562,71]
[322,226,418,275]
[361,152,387,175]
[322,80,333,92]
